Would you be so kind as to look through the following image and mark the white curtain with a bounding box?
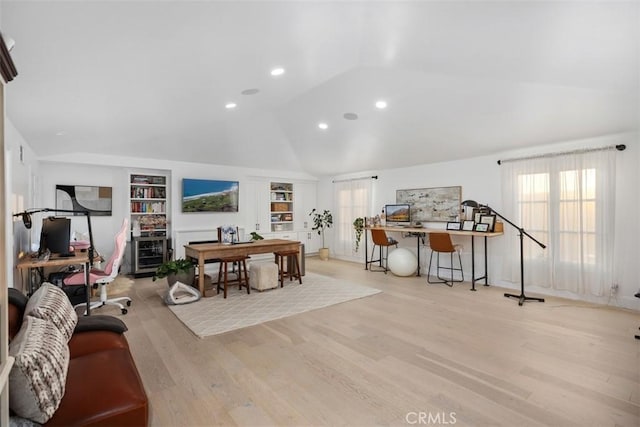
[333,178,372,259]
[501,149,616,296]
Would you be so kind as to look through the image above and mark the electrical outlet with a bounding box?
[610,283,619,294]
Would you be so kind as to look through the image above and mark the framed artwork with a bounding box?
[474,223,490,232]
[182,179,239,212]
[462,220,475,231]
[56,185,112,216]
[479,214,496,232]
[396,186,462,222]
[218,225,238,243]
[446,221,461,230]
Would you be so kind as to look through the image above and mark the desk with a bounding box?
[364,226,503,290]
[16,252,92,314]
[184,239,302,295]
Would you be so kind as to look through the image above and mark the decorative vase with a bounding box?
[318,247,330,261]
[167,267,196,287]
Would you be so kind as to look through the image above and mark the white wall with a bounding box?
[37,162,132,270]
[5,119,38,288]
[324,132,639,309]
[36,153,318,271]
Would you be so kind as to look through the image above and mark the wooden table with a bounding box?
[184,239,302,295]
[16,252,92,314]
[365,226,503,290]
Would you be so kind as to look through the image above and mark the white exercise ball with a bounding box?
[388,248,418,277]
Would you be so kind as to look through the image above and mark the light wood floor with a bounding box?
[106,258,639,426]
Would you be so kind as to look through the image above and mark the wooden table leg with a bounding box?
[198,255,205,296]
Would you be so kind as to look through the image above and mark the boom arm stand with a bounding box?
[483,205,546,306]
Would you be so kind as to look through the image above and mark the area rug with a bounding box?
[167,272,381,338]
[108,275,134,296]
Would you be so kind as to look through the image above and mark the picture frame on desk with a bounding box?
[479,214,496,232]
[474,222,490,232]
[472,207,491,224]
[462,220,475,231]
[473,210,482,224]
[446,221,461,230]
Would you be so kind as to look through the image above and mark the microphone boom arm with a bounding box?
[13,208,95,266]
[482,205,546,249]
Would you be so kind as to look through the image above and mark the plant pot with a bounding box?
[167,267,196,287]
[318,247,330,261]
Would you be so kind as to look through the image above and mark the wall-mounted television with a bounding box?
[385,203,411,225]
[182,179,239,212]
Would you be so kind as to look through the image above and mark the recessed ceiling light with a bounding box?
[241,88,260,95]
[343,113,358,120]
[270,67,285,76]
[225,102,237,109]
[55,131,66,136]
[318,122,329,130]
[375,100,388,109]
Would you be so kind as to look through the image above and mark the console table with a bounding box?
[365,226,503,290]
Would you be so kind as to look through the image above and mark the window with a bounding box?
[517,172,549,260]
[333,178,372,258]
[517,168,597,265]
[502,149,616,296]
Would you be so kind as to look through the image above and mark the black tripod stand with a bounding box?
[483,205,546,306]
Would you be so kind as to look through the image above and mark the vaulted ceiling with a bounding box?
[2,1,638,176]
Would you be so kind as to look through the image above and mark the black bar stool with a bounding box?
[217,255,250,298]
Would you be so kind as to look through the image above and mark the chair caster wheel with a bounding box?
[126,300,132,307]
[121,308,128,315]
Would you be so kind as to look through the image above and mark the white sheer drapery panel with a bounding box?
[501,150,616,296]
[333,179,371,258]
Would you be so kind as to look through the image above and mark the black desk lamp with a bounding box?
[461,200,479,221]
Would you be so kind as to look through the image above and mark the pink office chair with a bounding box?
[64,218,131,315]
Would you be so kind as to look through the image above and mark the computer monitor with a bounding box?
[385,204,411,225]
[39,216,71,255]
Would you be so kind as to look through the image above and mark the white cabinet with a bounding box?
[248,179,318,248]
[247,179,270,233]
[298,230,321,254]
[294,181,317,231]
[268,231,297,241]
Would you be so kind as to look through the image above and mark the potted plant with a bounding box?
[353,217,364,252]
[309,208,333,260]
[153,258,195,286]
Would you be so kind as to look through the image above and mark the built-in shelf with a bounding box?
[129,174,168,237]
[129,173,168,276]
[270,182,294,232]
